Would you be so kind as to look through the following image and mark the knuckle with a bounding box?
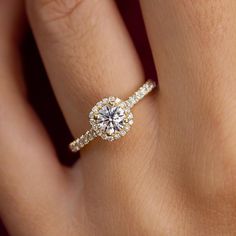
[28,0,85,23]
[27,0,100,42]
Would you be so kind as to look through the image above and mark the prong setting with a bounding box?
[89,97,134,141]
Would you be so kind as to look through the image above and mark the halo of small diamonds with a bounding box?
[89,97,134,141]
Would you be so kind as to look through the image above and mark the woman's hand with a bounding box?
[0,0,236,235]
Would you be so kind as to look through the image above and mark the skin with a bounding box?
[0,0,236,235]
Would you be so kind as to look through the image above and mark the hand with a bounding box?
[0,0,236,235]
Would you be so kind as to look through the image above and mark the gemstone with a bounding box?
[97,105,126,135]
[89,97,134,141]
[97,101,103,107]
[128,113,133,119]
[121,130,126,136]
[89,112,94,118]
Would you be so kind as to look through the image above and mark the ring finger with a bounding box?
[26,0,147,142]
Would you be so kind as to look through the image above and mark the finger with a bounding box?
[26,2,159,233]
[140,1,236,111]
[139,1,236,163]
[0,2,69,235]
[26,0,149,140]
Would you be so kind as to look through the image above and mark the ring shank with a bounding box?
[69,129,97,152]
[125,80,156,108]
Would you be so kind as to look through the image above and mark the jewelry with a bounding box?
[69,80,156,152]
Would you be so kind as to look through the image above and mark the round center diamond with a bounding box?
[89,97,134,141]
[97,105,126,135]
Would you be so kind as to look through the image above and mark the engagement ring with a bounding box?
[69,80,156,152]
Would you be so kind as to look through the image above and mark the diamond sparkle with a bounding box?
[97,105,126,135]
[89,97,133,141]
